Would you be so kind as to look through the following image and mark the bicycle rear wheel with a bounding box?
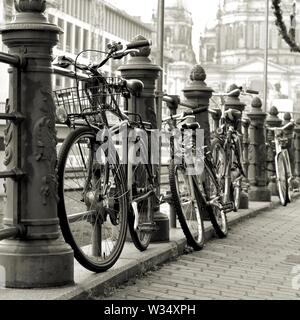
[276,152,289,206]
[57,126,128,272]
[169,160,205,250]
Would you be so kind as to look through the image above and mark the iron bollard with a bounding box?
[225,84,246,132]
[241,116,250,209]
[225,84,248,209]
[182,65,213,148]
[247,97,271,202]
[242,117,250,181]
[118,35,169,242]
[294,118,300,186]
[0,0,73,288]
[265,107,282,195]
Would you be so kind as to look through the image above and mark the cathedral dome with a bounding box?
[165,0,188,10]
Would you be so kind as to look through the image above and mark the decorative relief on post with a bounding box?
[34,87,58,205]
[3,99,13,166]
[41,174,59,206]
[34,116,56,162]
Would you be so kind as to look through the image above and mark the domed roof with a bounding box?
[165,0,188,10]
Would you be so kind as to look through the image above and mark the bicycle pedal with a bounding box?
[131,201,139,231]
[138,223,158,233]
[222,202,234,213]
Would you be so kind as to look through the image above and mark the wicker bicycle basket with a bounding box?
[53,77,122,117]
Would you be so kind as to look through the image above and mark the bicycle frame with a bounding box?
[212,97,245,204]
[273,129,293,188]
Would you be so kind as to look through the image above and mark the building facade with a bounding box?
[163,0,196,96]
[0,0,154,99]
[200,0,300,113]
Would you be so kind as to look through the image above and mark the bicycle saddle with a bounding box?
[181,122,200,130]
[125,79,144,97]
[225,109,241,121]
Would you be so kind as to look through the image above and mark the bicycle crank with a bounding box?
[221,202,234,213]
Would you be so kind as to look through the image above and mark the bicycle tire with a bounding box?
[57,126,128,272]
[276,152,289,206]
[128,162,154,251]
[203,163,228,238]
[211,138,241,212]
[169,159,205,250]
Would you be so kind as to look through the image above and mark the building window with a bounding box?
[253,24,260,49]
[57,18,64,50]
[75,25,81,54]
[66,22,72,53]
[82,29,89,57]
[237,24,245,49]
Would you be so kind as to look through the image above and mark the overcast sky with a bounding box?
[107,0,220,57]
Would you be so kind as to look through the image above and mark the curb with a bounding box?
[56,199,280,300]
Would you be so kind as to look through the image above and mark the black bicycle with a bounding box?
[163,95,233,244]
[53,39,159,272]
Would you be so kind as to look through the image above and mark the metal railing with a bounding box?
[0,51,23,240]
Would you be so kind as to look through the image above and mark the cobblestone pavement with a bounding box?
[103,198,300,300]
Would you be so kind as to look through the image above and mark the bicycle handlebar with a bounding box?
[246,89,259,95]
[126,39,152,49]
[268,120,295,131]
[54,40,152,73]
[183,107,208,116]
[163,94,207,112]
[212,88,240,98]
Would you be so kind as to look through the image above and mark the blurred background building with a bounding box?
[200,0,300,114]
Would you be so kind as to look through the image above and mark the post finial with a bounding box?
[14,0,46,13]
[130,35,151,57]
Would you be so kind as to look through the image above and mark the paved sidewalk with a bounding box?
[0,200,274,300]
[103,198,300,300]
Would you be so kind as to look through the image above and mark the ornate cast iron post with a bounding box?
[265,106,282,195]
[182,65,213,148]
[241,116,250,208]
[225,84,248,208]
[225,84,246,132]
[118,35,169,242]
[283,112,296,184]
[0,0,73,288]
[294,118,300,186]
[247,97,271,202]
[242,117,250,181]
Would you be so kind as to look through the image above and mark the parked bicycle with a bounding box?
[266,120,295,206]
[53,39,159,272]
[162,95,233,245]
[209,88,258,212]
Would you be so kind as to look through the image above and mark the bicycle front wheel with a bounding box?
[204,164,228,238]
[169,160,205,250]
[57,126,128,272]
[128,162,154,251]
[276,152,289,206]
